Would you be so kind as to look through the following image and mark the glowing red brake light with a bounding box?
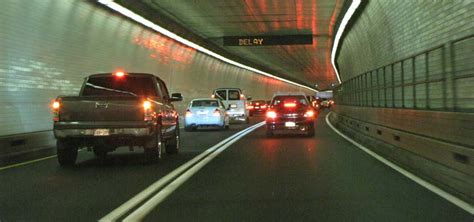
[284,103,296,108]
[304,110,315,118]
[247,105,254,110]
[261,105,267,109]
[266,111,277,119]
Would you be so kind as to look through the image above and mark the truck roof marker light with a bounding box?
[331,0,362,83]
[115,71,125,77]
[97,0,318,92]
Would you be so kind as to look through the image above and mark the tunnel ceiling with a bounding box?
[135,0,348,90]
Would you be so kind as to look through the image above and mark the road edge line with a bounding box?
[325,112,474,215]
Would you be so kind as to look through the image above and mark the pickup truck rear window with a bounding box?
[82,76,158,97]
[214,90,227,100]
[228,90,241,100]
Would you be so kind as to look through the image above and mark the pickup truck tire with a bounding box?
[144,128,163,163]
[165,127,180,154]
[57,140,78,166]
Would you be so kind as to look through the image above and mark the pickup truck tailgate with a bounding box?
[59,97,144,121]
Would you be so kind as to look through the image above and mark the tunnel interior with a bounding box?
[0,0,473,216]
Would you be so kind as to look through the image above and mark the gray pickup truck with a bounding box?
[52,72,183,166]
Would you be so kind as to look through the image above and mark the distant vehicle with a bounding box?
[52,71,183,166]
[212,88,250,123]
[248,100,268,116]
[306,95,321,110]
[320,98,334,108]
[265,93,316,137]
[184,98,230,131]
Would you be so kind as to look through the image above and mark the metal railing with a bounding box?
[334,34,474,112]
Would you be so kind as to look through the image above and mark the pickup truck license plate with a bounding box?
[285,122,296,127]
[94,129,110,136]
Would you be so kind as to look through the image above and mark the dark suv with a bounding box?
[265,94,316,137]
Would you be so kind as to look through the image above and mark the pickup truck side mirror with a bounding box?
[170,93,183,102]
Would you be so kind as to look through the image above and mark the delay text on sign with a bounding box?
[223,35,313,46]
[239,38,264,46]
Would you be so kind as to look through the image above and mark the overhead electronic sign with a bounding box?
[223,35,313,46]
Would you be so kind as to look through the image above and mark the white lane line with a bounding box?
[123,121,265,221]
[0,149,87,171]
[0,155,57,171]
[325,112,474,215]
[99,122,265,222]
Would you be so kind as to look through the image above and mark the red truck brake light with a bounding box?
[284,102,296,108]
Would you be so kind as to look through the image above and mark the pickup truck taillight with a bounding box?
[143,101,153,121]
[52,100,60,121]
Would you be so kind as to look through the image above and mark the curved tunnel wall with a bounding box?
[0,0,313,137]
[333,1,473,202]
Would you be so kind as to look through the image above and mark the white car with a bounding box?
[184,98,230,131]
[212,88,250,123]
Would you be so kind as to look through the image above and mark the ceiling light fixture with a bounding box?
[330,0,362,83]
[97,0,318,92]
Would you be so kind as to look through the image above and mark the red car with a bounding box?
[265,94,316,137]
[248,100,268,116]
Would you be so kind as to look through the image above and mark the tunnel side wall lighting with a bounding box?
[331,0,362,83]
[97,0,317,92]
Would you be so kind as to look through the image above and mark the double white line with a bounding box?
[100,121,266,221]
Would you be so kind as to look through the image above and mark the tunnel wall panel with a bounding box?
[332,1,473,203]
[0,0,312,137]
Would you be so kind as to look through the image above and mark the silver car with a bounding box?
[184,98,230,131]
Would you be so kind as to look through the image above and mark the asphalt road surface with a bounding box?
[0,112,471,221]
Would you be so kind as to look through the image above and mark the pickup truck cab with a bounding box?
[212,88,250,123]
[52,71,182,166]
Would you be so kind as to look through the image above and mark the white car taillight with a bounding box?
[185,109,193,117]
[213,109,221,117]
